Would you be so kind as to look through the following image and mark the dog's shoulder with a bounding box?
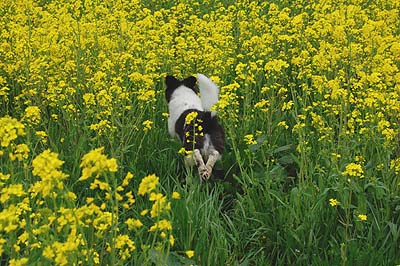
[165,75,198,102]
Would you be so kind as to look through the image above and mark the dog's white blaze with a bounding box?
[168,85,203,137]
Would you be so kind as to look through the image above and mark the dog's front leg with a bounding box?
[193,149,210,180]
[202,149,220,180]
[185,149,208,180]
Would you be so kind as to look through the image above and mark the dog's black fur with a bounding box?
[175,108,224,154]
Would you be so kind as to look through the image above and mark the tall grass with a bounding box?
[1,0,400,265]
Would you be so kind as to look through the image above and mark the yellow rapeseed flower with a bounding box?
[185,111,198,125]
[0,184,26,204]
[114,234,136,260]
[23,106,41,125]
[329,198,340,207]
[0,116,25,148]
[93,212,113,231]
[35,130,47,138]
[244,134,257,145]
[185,250,195,258]
[8,258,29,266]
[254,99,269,112]
[169,235,175,246]
[390,158,400,175]
[277,121,289,129]
[178,147,186,155]
[0,172,10,181]
[122,172,134,187]
[31,149,68,197]
[79,147,118,181]
[125,218,143,230]
[178,147,193,155]
[358,214,367,221]
[172,192,181,199]
[83,93,96,106]
[264,59,289,72]
[150,194,170,218]
[142,120,153,132]
[0,86,9,97]
[138,174,159,196]
[149,219,172,232]
[136,89,156,102]
[9,143,29,161]
[281,100,294,111]
[342,163,364,179]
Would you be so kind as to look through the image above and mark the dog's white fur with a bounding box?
[167,84,203,139]
[197,73,219,117]
[167,74,221,180]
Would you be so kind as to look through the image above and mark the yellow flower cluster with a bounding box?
[0,145,180,264]
[23,106,41,125]
[329,198,340,207]
[138,174,159,196]
[0,117,25,156]
[185,111,198,125]
[149,192,171,218]
[342,163,365,179]
[390,158,400,175]
[142,120,153,133]
[244,134,257,145]
[79,147,118,181]
[213,82,240,123]
[113,234,136,260]
[31,149,69,197]
[178,147,193,156]
[357,214,367,221]
[185,250,195,258]
[8,143,29,161]
[137,173,179,248]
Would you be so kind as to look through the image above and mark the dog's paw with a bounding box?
[198,165,212,180]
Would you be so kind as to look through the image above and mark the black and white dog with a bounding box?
[165,74,224,180]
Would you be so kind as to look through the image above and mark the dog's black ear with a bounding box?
[166,75,180,88]
[165,75,181,102]
[182,76,197,89]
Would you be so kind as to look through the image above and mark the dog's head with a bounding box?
[165,75,198,102]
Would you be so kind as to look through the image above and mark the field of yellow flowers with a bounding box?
[1,0,400,265]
